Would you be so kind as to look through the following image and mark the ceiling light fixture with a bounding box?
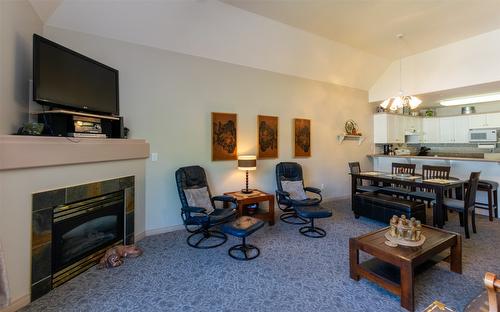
[440,92,500,106]
[380,34,422,111]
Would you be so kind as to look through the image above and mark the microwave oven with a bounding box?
[469,128,499,143]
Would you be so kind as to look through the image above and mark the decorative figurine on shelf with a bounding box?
[344,120,361,136]
[385,215,426,247]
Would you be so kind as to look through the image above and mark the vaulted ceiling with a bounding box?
[27,0,500,91]
[223,0,500,60]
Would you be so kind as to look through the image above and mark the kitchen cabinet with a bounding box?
[469,113,500,128]
[422,118,440,143]
[373,113,404,143]
[487,112,500,127]
[403,116,422,134]
[469,114,487,128]
[439,117,455,143]
[373,114,422,143]
[453,115,470,143]
[374,111,498,144]
[438,116,470,143]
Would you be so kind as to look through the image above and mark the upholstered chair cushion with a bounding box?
[184,187,214,214]
[281,180,307,200]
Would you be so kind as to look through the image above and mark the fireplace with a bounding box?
[52,192,124,287]
[31,177,134,301]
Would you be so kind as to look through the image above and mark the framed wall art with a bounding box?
[257,115,278,159]
[294,118,311,157]
[212,112,237,161]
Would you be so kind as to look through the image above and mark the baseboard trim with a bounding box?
[134,231,146,242]
[0,294,30,312]
[144,224,184,237]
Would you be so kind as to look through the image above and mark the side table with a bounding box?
[224,189,275,225]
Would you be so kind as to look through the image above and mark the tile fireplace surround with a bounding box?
[31,177,135,301]
[0,135,149,311]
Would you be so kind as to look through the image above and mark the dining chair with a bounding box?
[409,165,451,206]
[379,163,416,198]
[348,162,381,193]
[433,171,480,239]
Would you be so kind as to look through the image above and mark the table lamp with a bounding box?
[238,155,257,194]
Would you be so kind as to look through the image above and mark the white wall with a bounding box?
[369,29,500,102]
[0,0,42,135]
[42,0,388,91]
[44,26,375,232]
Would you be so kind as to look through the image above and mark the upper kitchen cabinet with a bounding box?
[469,113,500,128]
[422,118,440,143]
[373,113,404,143]
[433,116,469,143]
[374,111,498,144]
[439,117,455,143]
[373,113,422,143]
[469,114,488,128]
[453,115,470,143]
[403,116,422,134]
[487,112,500,127]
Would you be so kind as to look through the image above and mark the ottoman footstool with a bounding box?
[221,216,265,261]
[295,205,332,238]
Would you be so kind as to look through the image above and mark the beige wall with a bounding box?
[44,26,375,232]
[0,0,42,135]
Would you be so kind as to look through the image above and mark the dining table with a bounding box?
[350,171,466,228]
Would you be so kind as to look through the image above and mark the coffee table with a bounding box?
[349,225,462,312]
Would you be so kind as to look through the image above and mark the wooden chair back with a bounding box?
[485,272,500,312]
[421,165,451,192]
[465,172,481,210]
[348,162,361,174]
[390,163,416,190]
[392,163,416,175]
[348,162,363,186]
[422,165,451,179]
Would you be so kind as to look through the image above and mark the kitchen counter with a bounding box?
[368,154,500,163]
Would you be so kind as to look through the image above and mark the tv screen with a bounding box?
[33,34,119,115]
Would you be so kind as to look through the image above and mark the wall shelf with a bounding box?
[337,134,365,145]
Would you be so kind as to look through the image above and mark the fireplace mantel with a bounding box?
[0,135,150,171]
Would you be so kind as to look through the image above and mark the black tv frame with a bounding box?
[33,34,120,116]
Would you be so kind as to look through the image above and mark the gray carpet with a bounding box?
[23,199,500,312]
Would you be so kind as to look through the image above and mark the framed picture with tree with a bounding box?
[212,112,237,161]
[294,118,311,157]
[258,115,278,159]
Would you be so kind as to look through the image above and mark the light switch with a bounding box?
[151,153,158,161]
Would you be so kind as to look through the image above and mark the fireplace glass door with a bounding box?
[52,192,124,273]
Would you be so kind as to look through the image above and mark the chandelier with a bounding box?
[380,34,421,111]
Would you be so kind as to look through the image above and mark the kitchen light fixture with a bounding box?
[440,92,500,106]
[380,34,422,111]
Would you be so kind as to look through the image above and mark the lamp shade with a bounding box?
[237,155,256,171]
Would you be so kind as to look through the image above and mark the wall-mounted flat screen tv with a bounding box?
[33,34,119,115]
